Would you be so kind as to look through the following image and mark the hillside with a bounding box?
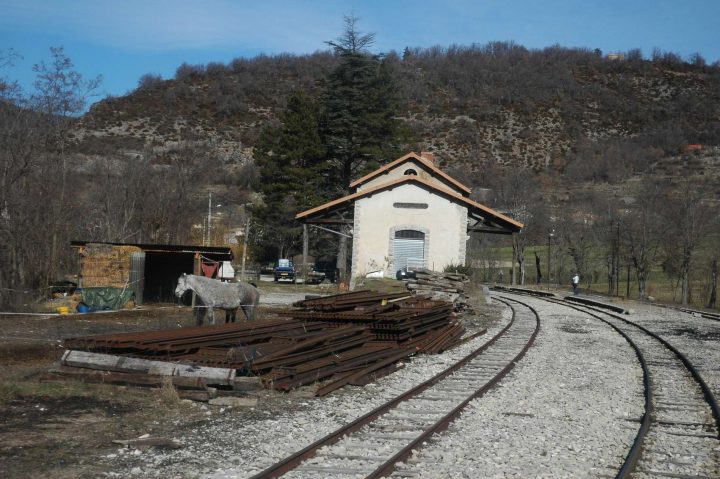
[73,44,720,190]
[3,42,720,311]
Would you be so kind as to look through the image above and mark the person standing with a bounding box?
[572,273,580,295]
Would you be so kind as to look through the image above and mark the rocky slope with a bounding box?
[72,45,720,186]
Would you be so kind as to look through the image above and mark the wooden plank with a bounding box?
[177,389,215,401]
[61,350,236,385]
[232,376,263,392]
[49,366,209,389]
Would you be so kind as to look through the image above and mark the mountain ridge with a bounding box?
[72,44,720,188]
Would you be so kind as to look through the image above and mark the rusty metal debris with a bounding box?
[61,290,468,395]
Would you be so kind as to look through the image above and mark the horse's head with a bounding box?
[175,273,189,298]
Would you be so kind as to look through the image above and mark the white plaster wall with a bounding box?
[352,183,467,280]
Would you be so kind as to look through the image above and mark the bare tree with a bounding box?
[0,51,48,307]
[31,47,101,284]
[559,212,597,288]
[489,169,545,285]
[86,154,154,242]
[590,194,626,296]
[623,179,664,300]
[709,257,718,309]
[659,180,713,304]
[136,140,219,244]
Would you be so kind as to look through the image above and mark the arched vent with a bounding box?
[395,230,425,240]
[403,168,418,176]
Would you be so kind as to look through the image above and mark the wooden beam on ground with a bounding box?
[48,366,210,389]
[61,350,237,385]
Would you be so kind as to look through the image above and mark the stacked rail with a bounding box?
[288,291,464,350]
[61,290,467,394]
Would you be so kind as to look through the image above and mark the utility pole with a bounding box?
[205,192,212,246]
[240,206,251,281]
[547,230,554,291]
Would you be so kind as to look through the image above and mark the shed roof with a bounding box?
[70,241,233,258]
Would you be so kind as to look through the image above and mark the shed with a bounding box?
[70,241,233,304]
[296,152,523,288]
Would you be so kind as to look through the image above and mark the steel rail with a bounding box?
[539,295,720,479]
[648,301,720,322]
[249,296,535,479]
[365,296,540,479]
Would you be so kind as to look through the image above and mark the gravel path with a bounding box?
[259,292,311,306]
[97,292,720,478]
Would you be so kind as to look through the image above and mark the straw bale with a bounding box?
[79,244,142,288]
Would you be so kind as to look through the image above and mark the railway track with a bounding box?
[537,294,720,478]
[249,297,540,478]
[652,302,720,323]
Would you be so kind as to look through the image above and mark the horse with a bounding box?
[174,273,260,326]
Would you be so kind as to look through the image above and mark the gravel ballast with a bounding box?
[392,295,644,478]
[98,292,720,478]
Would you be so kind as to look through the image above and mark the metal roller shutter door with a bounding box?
[129,252,145,305]
[393,237,424,272]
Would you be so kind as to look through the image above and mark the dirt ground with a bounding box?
[0,303,303,479]
[2,307,189,478]
[0,283,493,478]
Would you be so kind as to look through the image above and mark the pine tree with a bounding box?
[253,91,326,259]
[252,17,407,265]
[321,15,403,195]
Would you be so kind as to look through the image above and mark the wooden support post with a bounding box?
[192,253,201,308]
[302,223,309,284]
[241,212,250,281]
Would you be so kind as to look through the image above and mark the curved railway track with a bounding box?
[249,297,540,478]
[652,302,720,323]
[524,292,720,478]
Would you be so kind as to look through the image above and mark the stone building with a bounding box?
[296,152,523,288]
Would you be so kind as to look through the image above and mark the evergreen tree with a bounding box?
[252,16,407,265]
[253,91,326,260]
[321,15,404,195]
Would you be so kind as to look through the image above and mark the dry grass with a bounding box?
[158,377,181,406]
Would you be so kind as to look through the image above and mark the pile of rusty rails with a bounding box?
[62,290,466,396]
[287,290,465,351]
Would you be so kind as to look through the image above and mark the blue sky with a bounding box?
[2,0,719,103]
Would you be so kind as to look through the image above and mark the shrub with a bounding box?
[444,263,472,276]
[136,73,163,90]
[175,62,205,80]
